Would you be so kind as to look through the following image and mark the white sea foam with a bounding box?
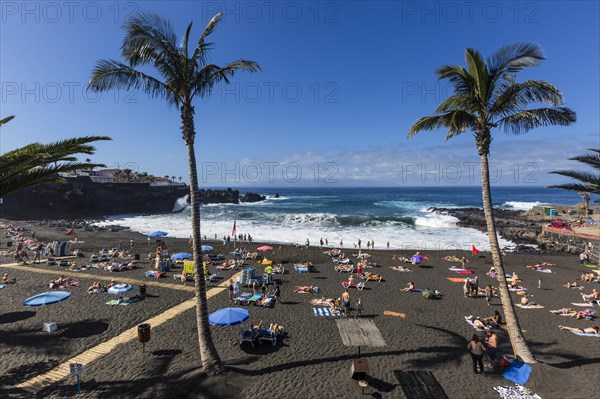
[503,201,547,211]
[96,209,514,252]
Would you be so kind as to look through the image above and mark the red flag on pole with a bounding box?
[232,220,236,236]
[472,245,479,256]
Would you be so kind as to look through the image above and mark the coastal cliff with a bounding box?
[0,177,264,220]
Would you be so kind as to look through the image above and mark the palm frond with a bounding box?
[497,107,576,135]
[408,111,476,140]
[547,183,599,194]
[192,61,261,98]
[569,152,600,169]
[487,42,544,78]
[0,115,15,126]
[88,60,177,105]
[435,64,476,95]
[193,13,222,64]
[549,170,599,186]
[435,93,479,114]
[490,80,564,118]
[464,48,489,102]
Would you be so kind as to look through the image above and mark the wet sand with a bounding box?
[1,221,599,398]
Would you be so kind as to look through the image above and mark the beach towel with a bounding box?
[570,331,600,337]
[493,385,541,399]
[509,288,527,292]
[105,299,132,306]
[516,304,544,309]
[457,270,474,275]
[448,268,467,272]
[310,298,331,306]
[465,318,490,331]
[259,296,275,307]
[572,302,593,307]
[534,269,552,273]
[294,265,309,273]
[447,277,466,283]
[383,310,406,318]
[410,289,423,293]
[584,263,598,268]
[0,284,4,289]
[144,271,166,278]
[503,361,532,386]
[313,306,342,317]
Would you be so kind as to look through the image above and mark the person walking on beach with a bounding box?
[274,283,281,303]
[484,284,493,306]
[467,334,486,374]
[355,298,363,318]
[485,330,498,368]
[227,279,234,301]
[342,290,351,317]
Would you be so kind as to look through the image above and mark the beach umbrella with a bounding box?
[148,231,168,238]
[107,283,133,295]
[24,291,71,307]
[65,229,75,236]
[23,290,71,321]
[411,255,424,264]
[257,245,273,251]
[171,252,192,260]
[200,245,214,252]
[209,307,249,327]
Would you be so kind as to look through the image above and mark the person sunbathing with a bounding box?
[581,273,596,283]
[107,279,117,289]
[401,281,416,292]
[390,265,411,271]
[559,325,600,336]
[363,272,382,280]
[295,285,316,293]
[87,281,103,293]
[484,310,503,328]
[562,281,584,289]
[2,273,16,284]
[520,295,536,306]
[582,289,600,302]
[465,315,490,330]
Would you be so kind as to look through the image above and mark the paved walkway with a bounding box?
[5,262,241,394]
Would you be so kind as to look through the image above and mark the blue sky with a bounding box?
[1,0,599,187]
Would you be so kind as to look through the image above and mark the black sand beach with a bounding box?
[2,221,599,398]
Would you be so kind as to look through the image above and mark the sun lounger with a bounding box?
[341,281,366,290]
[216,263,235,271]
[234,293,252,305]
[173,273,195,282]
[294,264,311,273]
[335,265,354,273]
[258,324,284,346]
[313,306,343,317]
[360,274,383,282]
[205,273,219,283]
[240,329,259,346]
[516,304,544,309]
[246,294,264,305]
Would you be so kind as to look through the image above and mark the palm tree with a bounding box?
[88,12,260,374]
[408,43,576,363]
[0,116,110,197]
[548,148,600,214]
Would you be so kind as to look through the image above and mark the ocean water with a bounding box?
[96,186,581,251]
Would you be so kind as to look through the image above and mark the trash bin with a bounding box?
[139,284,147,298]
[137,323,151,343]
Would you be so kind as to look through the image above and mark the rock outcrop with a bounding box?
[0,177,264,220]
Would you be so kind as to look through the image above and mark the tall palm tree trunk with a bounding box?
[182,103,224,375]
[479,152,536,363]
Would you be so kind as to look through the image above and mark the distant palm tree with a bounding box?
[408,43,576,363]
[88,12,260,374]
[179,176,183,183]
[0,116,110,197]
[548,148,600,213]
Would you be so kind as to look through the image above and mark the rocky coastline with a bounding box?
[429,207,596,254]
[0,177,266,220]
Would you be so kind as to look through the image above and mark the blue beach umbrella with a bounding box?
[201,245,214,252]
[209,307,249,327]
[171,253,192,261]
[108,283,133,295]
[24,291,71,307]
[148,231,169,238]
